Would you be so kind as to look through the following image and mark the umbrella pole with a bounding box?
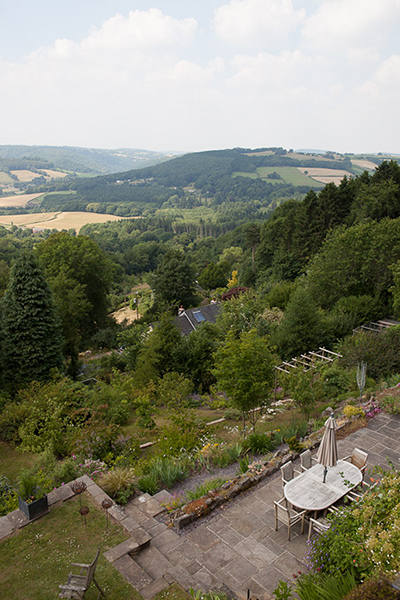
[323,467,327,483]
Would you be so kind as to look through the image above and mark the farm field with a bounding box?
[10,169,40,182]
[351,159,377,171]
[0,192,44,208]
[232,167,324,187]
[297,166,353,185]
[257,166,320,186]
[42,169,68,179]
[0,211,131,232]
[0,172,14,185]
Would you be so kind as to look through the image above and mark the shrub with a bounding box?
[343,404,365,418]
[296,569,356,600]
[223,408,242,421]
[320,363,352,399]
[0,475,18,516]
[343,578,398,600]
[379,389,400,414]
[244,431,276,454]
[185,477,226,502]
[309,470,400,580]
[99,467,136,504]
[238,456,249,474]
[158,412,204,457]
[137,472,159,495]
[284,436,305,453]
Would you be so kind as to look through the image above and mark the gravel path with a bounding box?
[168,462,240,498]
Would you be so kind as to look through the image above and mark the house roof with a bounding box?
[174,303,221,335]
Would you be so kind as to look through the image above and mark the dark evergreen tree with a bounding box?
[0,251,64,392]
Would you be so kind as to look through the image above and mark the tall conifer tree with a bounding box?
[0,251,63,392]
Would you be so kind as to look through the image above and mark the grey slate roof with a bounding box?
[174,303,221,335]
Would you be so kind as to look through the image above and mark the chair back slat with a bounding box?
[85,548,101,586]
[275,502,290,526]
[281,461,294,482]
[352,448,368,470]
[300,449,312,470]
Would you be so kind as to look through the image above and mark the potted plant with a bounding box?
[18,470,50,520]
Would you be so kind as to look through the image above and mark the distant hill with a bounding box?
[2,146,399,237]
[0,145,176,175]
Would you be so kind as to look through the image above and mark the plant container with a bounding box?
[18,495,49,520]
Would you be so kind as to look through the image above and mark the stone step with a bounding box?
[113,554,153,591]
[128,494,166,518]
[103,527,151,563]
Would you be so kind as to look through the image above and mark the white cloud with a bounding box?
[213,0,305,50]
[302,0,400,57]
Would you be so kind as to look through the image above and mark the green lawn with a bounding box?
[256,166,323,187]
[232,171,259,179]
[231,167,323,187]
[0,494,141,600]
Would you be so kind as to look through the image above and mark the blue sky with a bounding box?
[1,0,400,153]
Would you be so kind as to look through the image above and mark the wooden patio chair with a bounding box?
[280,461,301,487]
[274,497,306,541]
[59,548,105,599]
[308,507,337,540]
[308,516,330,540]
[300,449,317,471]
[343,448,368,476]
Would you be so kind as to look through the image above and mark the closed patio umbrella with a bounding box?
[317,414,338,483]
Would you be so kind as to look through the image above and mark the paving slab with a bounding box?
[223,555,258,582]
[187,525,222,551]
[124,503,149,523]
[234,537,279,569]
[119,516,140,533]
[53,484,74,501]
[113,554,153,590]
[6,509,29,529]
[192,567,220,592]
[151,528,182,554]
[201,541,240,573]
[134,545,176,580]
[152,490,173,504]
[140,576,170,600]
[139,498,166,518]
[0,515,14,540]
[104,538,142,563]
[253,563,291,591]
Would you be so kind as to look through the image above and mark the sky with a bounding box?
[1,0,400,154]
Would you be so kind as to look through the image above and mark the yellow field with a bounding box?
[0,211,134,233]
[42,169,67,179]
[0,193,44,208]
[10,170,39,182]
[297,167,352,186]
[351,159,377,171]
[9,169,68,182]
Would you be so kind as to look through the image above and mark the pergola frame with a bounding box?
[273,347,342,401]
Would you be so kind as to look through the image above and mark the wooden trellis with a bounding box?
[274,347,342,375]
[273,347,342,401]
[352,319,399,335]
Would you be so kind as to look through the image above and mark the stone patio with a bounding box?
[107,411,400,600]
[1,411,399,599]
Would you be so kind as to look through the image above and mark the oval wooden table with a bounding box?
[283,460,362,515]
